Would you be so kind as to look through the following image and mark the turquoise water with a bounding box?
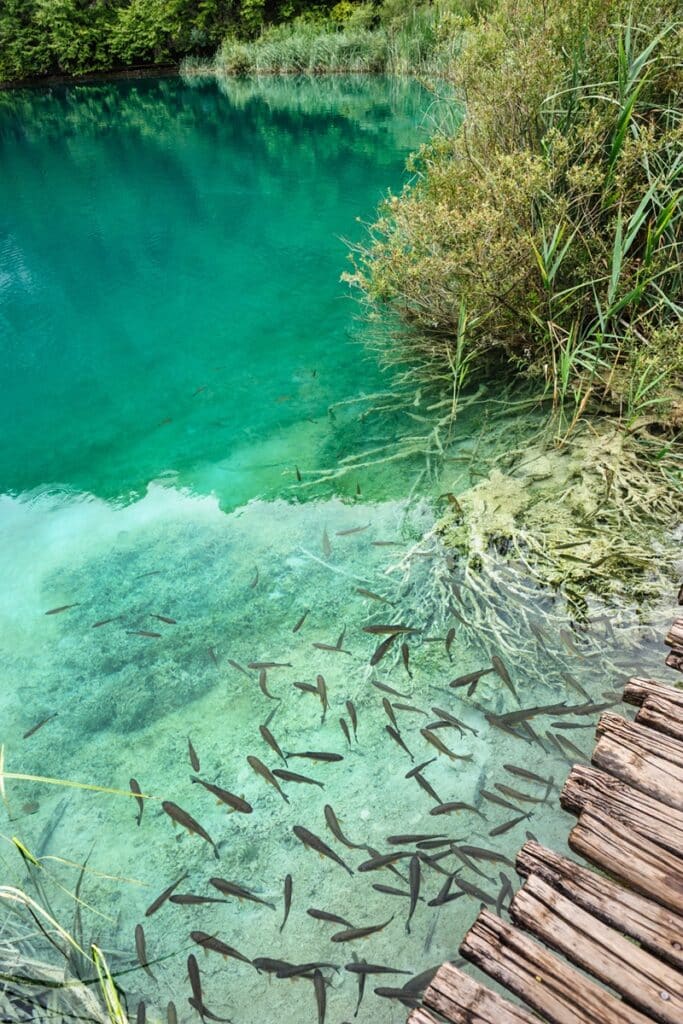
[0,75,677,1024]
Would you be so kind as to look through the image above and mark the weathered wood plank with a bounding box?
[561,763,683,856]
[516,840,683,970]
[421,962,539,1024]
[624,677,683,710]
[460,909,654,1024]
[637,696,683,742]
[666,650,683,672]
[596,711,683,768]
[592,733,683,811]
[569,808,683,915]
[511,873,683,1024]
[666,619,683,649]
[407,1009,440,1024]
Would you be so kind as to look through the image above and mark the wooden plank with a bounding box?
[511,873,683,1024]
[569,808,683,915]
[460,909,654,1024]
[666,650,683,672]
[561,763,683,856]
[596,711,683,768]
[516,840,683,970]
[408,1010,440,1024]
[624,677,683,710]
[592,733,683,811]
[666,619,683,649]
[422,962,539,1024]
[637,696,683,742]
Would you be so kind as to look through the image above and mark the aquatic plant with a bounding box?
[347,0,683,434]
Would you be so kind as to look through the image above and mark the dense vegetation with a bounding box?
[348,0,683,437]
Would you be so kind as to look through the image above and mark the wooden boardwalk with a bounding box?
[408,601,683,1024]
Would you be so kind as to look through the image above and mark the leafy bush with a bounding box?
[348,0,683,434]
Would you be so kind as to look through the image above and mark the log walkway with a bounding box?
[408,599,683,1024]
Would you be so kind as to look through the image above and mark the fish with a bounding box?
[430,802,485,818]
[312,642,351,655]
[190,931,251,965]
[352,955,368,1016]
[370,679,409,698]
[192,385,206,396]
[561,671,591,701]
[372,884,413,898]
[496,872,514,916]
[335,626,346,650]
[248,662,292,669]
[294,681,319,695]
[286,751,343,763]
[313,969,326,1024]
[406,855,420,934]
[363,624,416,636]
[456,845,515,866]
[371,540,402,546]
[433,707,478,736]
[345,963,412,976]
[316,674,329,719]
[449,668,494,689]
[127,630,162,638]
[188,998,231,1023]
[293,609,309,633]
[503,764,553,786]
[491,702,574,726]
[331,917,393,942]
[336,524,370,536]
[295,466,302,482]
[23,713,57,739]
[293,825,353,875]
[400,642,413,678]
[187,737,200,772]
[258,669,278,701]
[322,528,332,557]
[452,878,497,905]
[405,758,437,779]
[276,962,339,979]
[170,894,228,906]
[382,698,399,731]
[370,634,398,666]
[307,908,355,928]
[273,768,324,789]
[259,724,287,765]
[373,986,420,1008]
[386,725,414,761]
[280,874,292,932]
[167,1003,177,1024]
[151,614,177,624]
[412,772,443,805]
[136,1001,146,1024]
[227,659,250,676]
[324,804,366,850]
[420,728,470,761]
[554,733,588,759]
[209,877,275,910]
[129,778,144,825]
[357,852,409,872]
[355,588,392,604]
[135,924,155,979]
[208,646,219,667]
[191,777,253,813]
[489,813,528,837]
[45,604,80,615]
[339,718,351,746]
[445,628,455,660]
[92,618,117,628]
[428,874,460,907]
[161,801,219,858]
[250,567,259,589]
[494,783,546,805]
[247,756,289,802]
[552,721,595,730]
[145,873,188,917]
[491,655,516,698]
[387,833,446,845]
[393,703,428,716]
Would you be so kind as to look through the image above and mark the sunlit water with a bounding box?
[0,75,678,1024]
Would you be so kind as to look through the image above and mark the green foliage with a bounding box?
[348,0,683,434]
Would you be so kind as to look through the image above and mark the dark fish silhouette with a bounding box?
[386,725,413,761]
[191,776,253,813]
[489,813,528,837]
[406,856,420,934]
[190,931,250,964]
[45,604,79,615]
[260,724,287,764]
[293,825,353,875]
[135,924,155,979]
[151,614,176,624]
[346,700,358,739]
[187,737,200,772]
[313,968,326,1024]
[339,718,351,746]
[293,609,309,633]
[227,659,250,676]
[247,756,289,802]
[130,778,144,826]
[209,877,275,909]
[324,804,365,850]
[145,873,188,917]
[370,633,398,666]
[331,917,393,942]
[307,908,354,928]
[280,874,292,932]
[286,751,343,763]
[371,679,409,698]
[273,768,324,789]
[23,713,57,739]
[127,630,162,638]
[161,801,219,858]
[170,894,228,906]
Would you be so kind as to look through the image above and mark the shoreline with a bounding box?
[0,62,180,92]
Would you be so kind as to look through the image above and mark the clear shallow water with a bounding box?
[0,75,678,1024]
